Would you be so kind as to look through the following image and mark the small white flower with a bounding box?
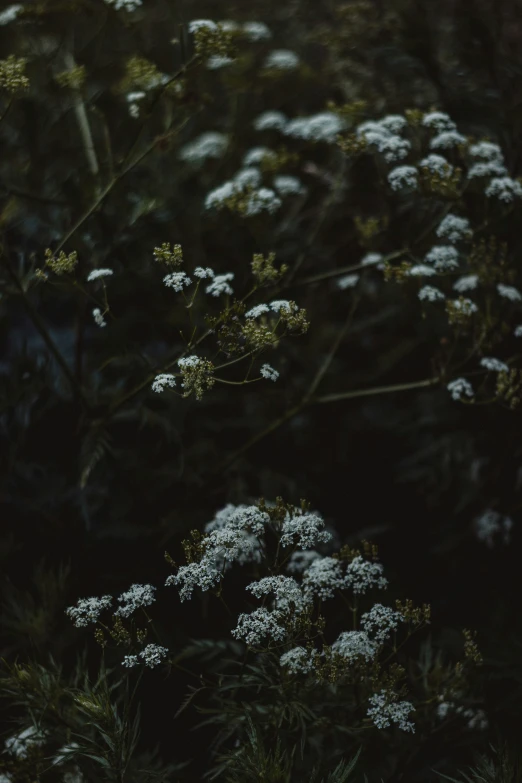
[122,655,139,668]
[429,131,467,150]
[242,21,272,40]
[284,112,345,143]
[194,266,214,279]
[453,274,478,292]
[206,55,234,70]
[450,298,478,316]
[302,556,344,599]
[188,19,218,33]
[367,690,415,732]
[280,512,332,549]
[280,646,317,674]
[467,161,507,179]
[260,363,279,381]
[232,607,287,646]
[179,131,228,163]
[104,0,142,9]
[360,604,403,645]
[436,214,472,243]
[447,378,474,402]
[87,268,113,282]
[497,283,522,302]
[332,630,377,662]
[205,181,236,209]
[0,4,23,24]
[234,167,263,189]
[163,271,192,292]
[245,304,270,319]
[424,245,459,271]
[418,285,445,302]
[5,727,46,759]
[344,556,388,594]
[408,265,437,277]
[263,49,300,70]
[253,111,288,132]
[140,644,168,668]
[65,595,112,627]
[419,154,453,176]
[485,177,522,202]
[92,308,106,328]
[337,273,360,290]
[388,166,418,191]
[480,357,509,372]
[469,141,503,162]
[269,299,295,313]
[243,147,275,166]
[422,112,457,133]
[244,187,282,216]
[514,325,522,337]
[205,272,234,296]
[247,575,308,612]
[273,175,306,196]
[379,115,408,134]
[115,584,156,618]
[151,373,176,393]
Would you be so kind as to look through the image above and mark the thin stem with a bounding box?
[313,376,440,405]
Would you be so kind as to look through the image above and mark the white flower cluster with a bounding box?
[206,55,235,70]
[243,147,274,166]
[449,298,477,316]
[245,304,270,319]
[419,154,453,176]
[361,252,383,267]
[279,646,318,674]
[194,266,214,279]
[331,631,377,663]
[388,166,418,191]
[357,116,411,163]
[87,268,113,282]
[263,49,300,70]
[467,161,507,179]
[474,509,513,547]
[241,21,272,40]
[104,0,142,10]
[232,607,287,646]
[280,511,332,549]
[260,363,279,381]
[115,584,156,618]
[436,699,488,730]
[497,283,522,302]
[302,556,344,599]
[204,177,282,216]
[447,378,474,402]
[151,373,176,393]
[273,175,306,196]
[344,556,388,594]
[188,19,217,33]
[360,603,403,644]
[424,245,459,271]
[485,177,522,202]
[247,575,309,612]
[367,690,415,732]
[284,112,345,144]
[167,505,268,600]
[480,357,509,372]
[179,132,228,164]
[205,272,234,296]
[163,271,192,292]
[4,727,46,758]
[430,131,467,150]
[253,110,288,132]
[453,274,478,293]
[515,325,522,337]
[408,265,436,278]
[337,273,360,290]
[0,4,22,25]
[126,90,146,118]
[123,644,169,668]
[422,112,456,133]
[436,214,471,243]
[92,308,107,328]
[418,285,445,302]
[65,595,112,627]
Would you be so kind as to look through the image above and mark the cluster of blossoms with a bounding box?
[115,584,156,618]
[87,268,113,282]
[179,132,228,164]
[122,644,169,669]
[474,509,513,547]
[367,691,415,732]
[65,595,112,627]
